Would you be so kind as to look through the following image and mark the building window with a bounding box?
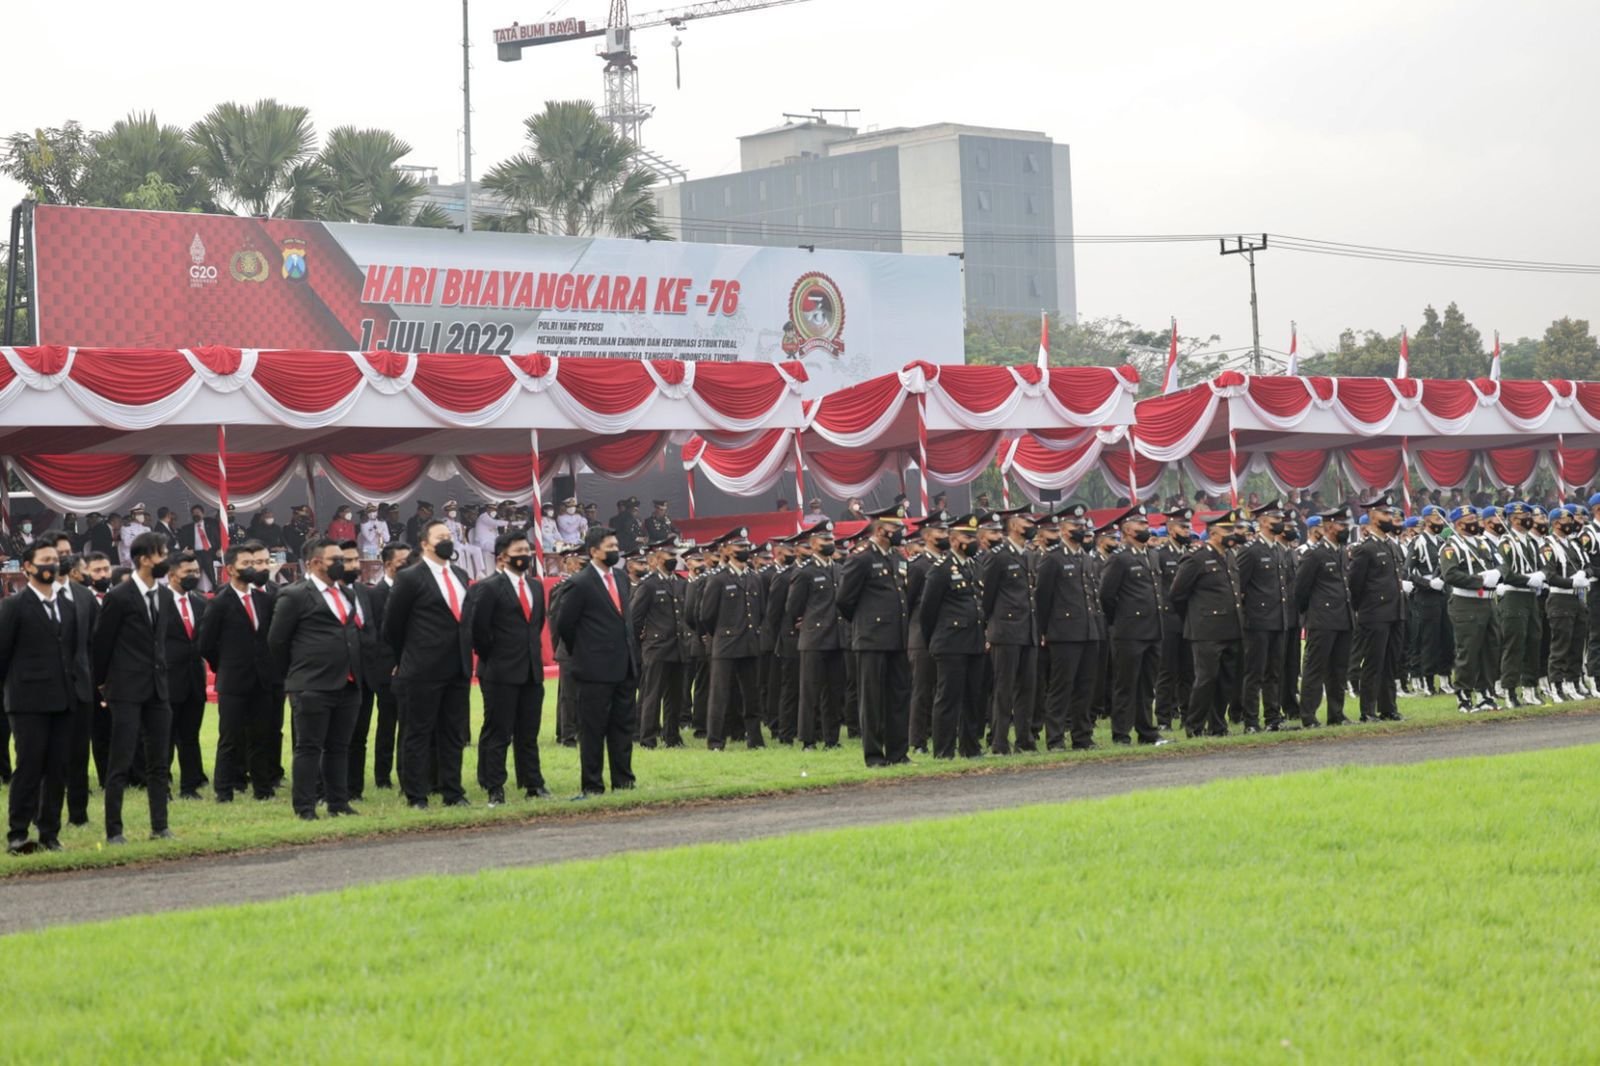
[796,212,805,229]
[831,168,841,191]
[870,201,881,225]
[723,186,732,208]
[833,206,843,228]
[975,147,989,171]
[980,273,996,296]
[795,174,804,196]
[869,160,879,183]
[724,226,733,244]
[1029,275,1042,298]
[976,190,992,211]
[759,179,767,202]
[1025,194,1038,215]
[687,191,696,211]
[1024,152,1040,174]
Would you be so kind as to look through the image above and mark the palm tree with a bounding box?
[482,100,669,239]
[315,126,451,228]
[188,99,318,216]
[87,112,211,211]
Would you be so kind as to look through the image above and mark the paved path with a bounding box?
[6,712,1599,936]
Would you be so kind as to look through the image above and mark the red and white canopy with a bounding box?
[1004,370,1600,502]
[685,361,1140,503]
[0,346,808,513]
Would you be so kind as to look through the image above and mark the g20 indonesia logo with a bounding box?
[781,271,846,357]
[188,233,217,287]
[281,238,308,281]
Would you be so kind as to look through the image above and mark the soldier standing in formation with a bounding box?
[1171,509,1244,737]
[918,514,987,759]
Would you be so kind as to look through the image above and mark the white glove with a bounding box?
[1401,579,1414,594]
[1428,577,1445,592]
[1495,584,1510,599]
[1481,568,1501,589]
[1526,571,1547,591]
[1574,573,1591,590]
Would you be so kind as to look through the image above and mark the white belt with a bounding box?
[1451,587,1492,599]
[1502,586,1536,594]
[1548,587,1576,596]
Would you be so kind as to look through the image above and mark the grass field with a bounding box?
[4,684,1592,877]
[5,744,1598,1062]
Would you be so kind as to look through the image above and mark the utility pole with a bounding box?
[1220,235,1268,373]
[462,0,473,233]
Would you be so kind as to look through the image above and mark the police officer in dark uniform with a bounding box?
[546,547,585,747]
[1294,506,1354,726]
[609,497,644,555]
[786,522,844,749]
[918,514,986,758]
[642,500,678,546]
[695,528,766,750]
[1035,503,1105,751]
[836,505,911,767]
[1153,506,1194,731]
[1096,505,1170,746]
[1171,509,1245,737]
[1404,504,1453,695]
[630,537,688,748]
[905,513,950,753]
[981,509,1039,754]
[1237,500,1296,732]
[1346,493,1408,722]
[763,535,804,743]
[681,547,713,737]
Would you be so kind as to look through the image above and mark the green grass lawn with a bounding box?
[6,744,1599,1062]
[5,683,1593,877]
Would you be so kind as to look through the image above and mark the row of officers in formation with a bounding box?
[5,488,1598,854]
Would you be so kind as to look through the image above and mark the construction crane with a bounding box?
[494,0,812,165]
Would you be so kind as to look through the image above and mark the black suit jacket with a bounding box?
[57,582,97,707]
[0,588,80,714]
[383,560,473,682]
[91,578,172,703]
[163,587,209,704]
[267,579,364,694]
[196,584,280,695]
[468,571,546,685]
[555,564,635,684]
[347,581,392,686]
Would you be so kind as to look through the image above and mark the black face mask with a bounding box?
[955,540,976,558]
[1020,526,1036,542]
[326,559,348,584]
[659,557,678,574]
[1067,529,1090,544]
[91,576,112,593]
[506,555,532,573]
[817,544,836,557]
[249,568,271,587]
[179,574,201,592]
[1462,524,1481,536]
[433,539,456,561]
[1517,517,1534,531]
[1266,521,1285,536]
[886,528,905,547]
[732,548,752,564]
[932,537,951,553]
[1132,529,1151,544]
[1333,528,1350,545]
[601,549,621,568]
[1559,522,1576,536]
[1426,522,1445,534]
[33,566,57,586]
[1221,534,1245,550]
[1375,519,1397,534]
[150,560,171,580]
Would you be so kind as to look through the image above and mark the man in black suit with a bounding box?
[44,530,97,825]
[404,501,435,549]
[383,519,474,809]
[467,531,549,805]
[268,538,365,820]
[163,551,210,799]
[786,523,845,750]
[361,541,408,790]
[1097,506,1173,748]
[836,505,912,767]
[196,541,281,801]
[178,504,221,589]
[337,539,386,801]
[555,527,637,798]
[0,541,81,853]
[90,531,176,844]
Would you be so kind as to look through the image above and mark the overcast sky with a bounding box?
[6,0,1596,358]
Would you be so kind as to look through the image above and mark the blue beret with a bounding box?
[1420,504,1445,519]
[1587,493,1600,508]
[1550,505,1570,520]
[1532,505,1547,517]
[1358,514,1371,525]
[1449,505,1478,523]
[1402,516,1419,528]
[1305,515,1322,527]
[1480,505,1503,518]
[1505,501,1528,515]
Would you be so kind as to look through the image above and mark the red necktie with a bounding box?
[242,590,258,630]
[179,596,194,639]
[324,586,348,624]
[517,577,532,622]
[351,593,364,630]
[603,568,621,613]
[443,567,462,622]
[197,525,210,550]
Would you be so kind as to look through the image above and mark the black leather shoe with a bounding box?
[296,811,318,821]
[569,791,602,802]
[525,786,552,799]
[374,779,394,789]
[1301,720,1322,729]
[253,790,276,801]
[68,815,89,827]
[1243,725,1261,735]
[1138,737,1171,747]
[487,789,506,807]
[215,792,234,803]
[151,828,176,840]
[1111,737,1132,746]
[613,781,637,791]
[1266,723,1285,732]
[1381,712,1404,722]
[443,797,471,808]
[178,790,203,801]
[105,834,128,846]
[41,839,64,852]
[327,805,360,817]
[7,839,37,856]
[1072,741,1099,750]
[639,740,657,749]
[407,799,429,810]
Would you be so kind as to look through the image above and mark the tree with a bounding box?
[1407,302,1487,379]
[314,126,451,228]
[86,112,210,212]
[965,310,1221,397]
[1500,336,1538,379]
[1533,317,1600,380]
[188,99,318,217]
[482,100,669,239]
[1,122,97,204]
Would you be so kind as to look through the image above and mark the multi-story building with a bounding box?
[654,118,1076,320]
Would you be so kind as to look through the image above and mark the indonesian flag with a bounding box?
[1398,327,1410,380]
[1037,310,1049,370]
[1286,321,1299,376]
[216,425,231,553]
[1161,318,1180,394]
[1490,330,1502,381]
